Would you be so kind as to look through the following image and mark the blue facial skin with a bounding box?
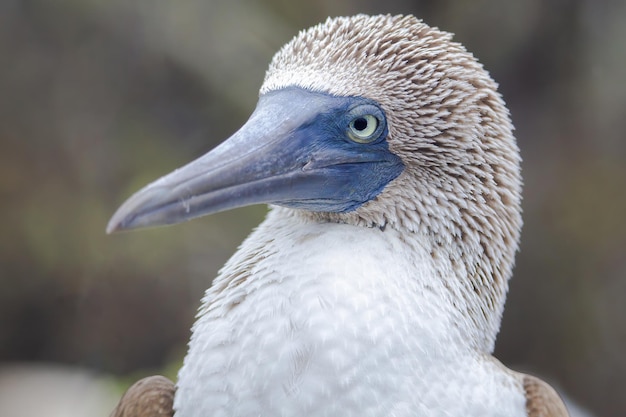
[260,88,404,212]
[107,87,405,232]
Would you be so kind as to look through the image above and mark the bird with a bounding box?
[107,14,569,417]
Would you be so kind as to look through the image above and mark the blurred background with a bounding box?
[0,0,624,416]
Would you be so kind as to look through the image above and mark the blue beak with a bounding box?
[107,88,403,233]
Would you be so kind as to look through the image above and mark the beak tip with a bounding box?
[106,214,126,234]
[106,203,140,234]
[105,222,118,234]
[106,185,163,234]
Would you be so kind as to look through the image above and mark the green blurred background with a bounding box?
[0,0,624,416]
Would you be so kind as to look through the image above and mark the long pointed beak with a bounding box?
[107,88,403,233]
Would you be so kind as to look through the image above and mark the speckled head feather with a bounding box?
[263,14,522,351]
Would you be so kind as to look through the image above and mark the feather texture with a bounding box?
[111,376,174,417]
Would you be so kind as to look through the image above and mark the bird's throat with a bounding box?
[174,209,497,415]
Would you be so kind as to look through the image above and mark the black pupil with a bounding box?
[353,117,369,132]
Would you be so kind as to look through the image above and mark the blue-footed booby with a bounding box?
[108,14,569,417]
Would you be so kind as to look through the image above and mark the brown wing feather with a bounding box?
[110,375,175,417]
[523,373,570,417]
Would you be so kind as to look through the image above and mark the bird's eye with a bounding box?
[346,105,385,144]
[348,114,380,143]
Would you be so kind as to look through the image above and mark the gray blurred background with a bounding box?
[0,0,624,416]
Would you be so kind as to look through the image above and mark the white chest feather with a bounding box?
[174,210,526,417]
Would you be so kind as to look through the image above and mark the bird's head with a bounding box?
[108,15,522,349]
